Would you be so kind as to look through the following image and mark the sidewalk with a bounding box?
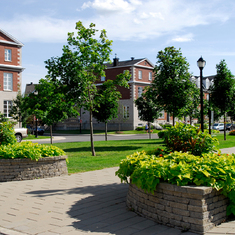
[0,148,235,235]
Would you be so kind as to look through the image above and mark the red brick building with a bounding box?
[0,29,24,124]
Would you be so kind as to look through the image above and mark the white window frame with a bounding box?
[138,87,143,97]
[5,49,12,61]
[138,70,142,80]
[4,100,12,118]
[123,106,129,119]
[149,72,152,81]
[4,73,13,91]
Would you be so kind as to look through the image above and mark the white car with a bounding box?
[212,123,224,131]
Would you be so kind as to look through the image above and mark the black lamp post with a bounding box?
[197,57,206,132]
[34,91,38,138]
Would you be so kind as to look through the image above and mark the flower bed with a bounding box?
[0,156,68,182]
[127,182,227,234]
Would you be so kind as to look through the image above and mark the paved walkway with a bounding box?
[1,148,235,235]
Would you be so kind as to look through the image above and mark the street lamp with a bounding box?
[197,56,206,132]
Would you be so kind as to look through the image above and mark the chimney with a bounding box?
[131,57,134,60]
[113,54,119,66]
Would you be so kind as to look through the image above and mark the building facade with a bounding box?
[0,29,24,126]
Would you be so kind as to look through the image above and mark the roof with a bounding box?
[25,83,37,96]
[0,28,24,47]
[105,57,154,68]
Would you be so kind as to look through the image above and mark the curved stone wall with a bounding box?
[0,156,68,182]
[127,183,228,234]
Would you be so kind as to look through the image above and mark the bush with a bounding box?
[163,122,218,156]
[229,130,235,135]
[157,130,166,139]
[0,122,17,145]
[0,141,65,160]
[135,126,144,131]
[115,150,235,215]
[162,123,172,129]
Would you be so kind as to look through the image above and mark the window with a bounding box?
[160,110,165,118]
[149,72,152,81]
[138,87,143,97]
[4,100,12,118]
[138,70,142,79]
[4,73,13,91]
[123,106,129,119]
[101,76,105,81]
[5,49,12,61]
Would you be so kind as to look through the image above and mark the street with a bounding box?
[27,133,160,144]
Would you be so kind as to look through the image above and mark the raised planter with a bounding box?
[0,156,68,182]
[127,183,228,234]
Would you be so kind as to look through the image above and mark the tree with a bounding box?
[93,72,130,141]
[152,47,193,125]
[179,82,200,125]
[45,21,114,156]
[10,91,28,127]
[210,60,235,140]
[24,77,78,144]
[135,87,162,139]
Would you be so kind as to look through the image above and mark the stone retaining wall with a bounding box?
[0,156,68,182]
[127,183,228,234]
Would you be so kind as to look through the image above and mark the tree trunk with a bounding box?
[224,114,226,141]
[50,125,53,144]
[148,121,151,139]
[105,122,108,141]
[90,111,96,156]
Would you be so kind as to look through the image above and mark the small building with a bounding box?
[0,29,24,126]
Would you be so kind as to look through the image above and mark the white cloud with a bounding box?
[171,34,194,43]
[81,0,137,14]
[1,0,234,43]
[0,16,75,43]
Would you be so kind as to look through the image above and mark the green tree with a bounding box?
[10,91,28,127]
[210,60,235,140]
[93,72,130,141]
[135,87,162,139]
[45,21,115,156]
[152,47,193,125]
[24,77,78,144]
[178,82,200,125]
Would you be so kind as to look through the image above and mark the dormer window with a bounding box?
[5,49,12,61]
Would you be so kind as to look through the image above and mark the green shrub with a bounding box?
[0,122,17,145]
[115,150,235,216]
[162,123,172,129]
[135,126,144,131]
[163,122,218,156]
[229,130,235,135]
[0,141,65,161]
[157,130,166,139]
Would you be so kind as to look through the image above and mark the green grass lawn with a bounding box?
[24,134,50,140]
[52,133,235,174]
[54,139,164,174]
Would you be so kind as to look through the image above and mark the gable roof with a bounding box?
[25,83,37,96]
[105,57,154,68]
[0,28,24,47]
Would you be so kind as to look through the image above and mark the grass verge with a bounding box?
[53,139,164,174]
[52,133,235,174]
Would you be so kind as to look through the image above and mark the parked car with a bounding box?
[212,123,224,131]
[226,123,235,131]
[28,126,44,135]
[14,128,28,142]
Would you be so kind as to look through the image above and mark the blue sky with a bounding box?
[1,0,235,93]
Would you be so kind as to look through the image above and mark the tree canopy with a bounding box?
[152,46,194,125]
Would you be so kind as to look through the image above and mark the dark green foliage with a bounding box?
[0,122,17,145]
[151,47,195,125]
[163,122,218,156]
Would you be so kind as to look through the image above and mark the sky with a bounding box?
[1,0,235,93]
